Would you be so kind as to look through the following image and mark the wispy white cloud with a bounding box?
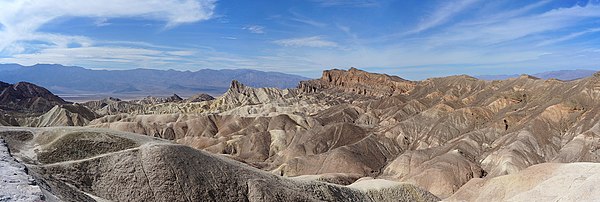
[167,50,196,56]
[0,0,217,53]
[538,28,600,46]
[311,0,379,7]
[406,0,479,34]
[243,25,265,34]
[429,2,600,46]
[290,18,327,27]
[94,18,111,27]
[274,36,338,48]
[468,0,552,25]
[0,46,168,67]
[289,11,328,27]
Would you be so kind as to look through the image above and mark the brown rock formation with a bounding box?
[185,93,215,102]
[299,67,416,96]
[0,82,68,113]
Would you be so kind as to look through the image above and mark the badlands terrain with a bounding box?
[2,67,600,201]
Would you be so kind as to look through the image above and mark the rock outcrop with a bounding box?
[216,80,300,110]
[134,94,183,105]
[299,67,416,96]
[185,93,215,102]
[0,137,44,201]
[23,104,99,127]
[0,82,68,113]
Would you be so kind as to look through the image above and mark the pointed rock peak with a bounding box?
[519,74,540,80]
[185,93,215,102]
[12,82,31,89]
[348,67,361,72]
[546,78,563,82]
[13,81,44,90]
[170,94,183,101]
[229,80,246,92]
[594,71,600,78]
[451,74,478,80]
[459,74,474,78]
[105,97,122,102]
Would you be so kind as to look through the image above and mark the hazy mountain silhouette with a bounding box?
[0,64,309,99]
[476,69,597,81]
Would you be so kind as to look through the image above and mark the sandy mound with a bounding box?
[445,162,600,201]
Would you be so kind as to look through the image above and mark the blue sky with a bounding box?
[1,0,600,79]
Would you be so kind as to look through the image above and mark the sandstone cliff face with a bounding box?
[299,67,416,96]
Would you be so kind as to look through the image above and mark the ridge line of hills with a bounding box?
[2,64,598,102]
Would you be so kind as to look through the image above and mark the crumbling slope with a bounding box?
[0,127,439,202]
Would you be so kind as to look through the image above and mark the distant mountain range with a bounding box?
[0,64,309,101]
[476,69,598,81]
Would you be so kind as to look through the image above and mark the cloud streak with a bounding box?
[406,0,479,34]
[429,2,600,46]
[289,11,328,27]
[0,0,217,53]
[537,28,600,47]
[311,0,379,7]
[243,25,265,34]
[274,36,338,48]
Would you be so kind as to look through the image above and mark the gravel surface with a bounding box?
[0,138,44,201]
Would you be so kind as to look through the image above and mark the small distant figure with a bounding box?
[504,119,508,130]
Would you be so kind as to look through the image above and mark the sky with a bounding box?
[1,0,600,79]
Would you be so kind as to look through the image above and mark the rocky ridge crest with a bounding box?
[299,67,416,96]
